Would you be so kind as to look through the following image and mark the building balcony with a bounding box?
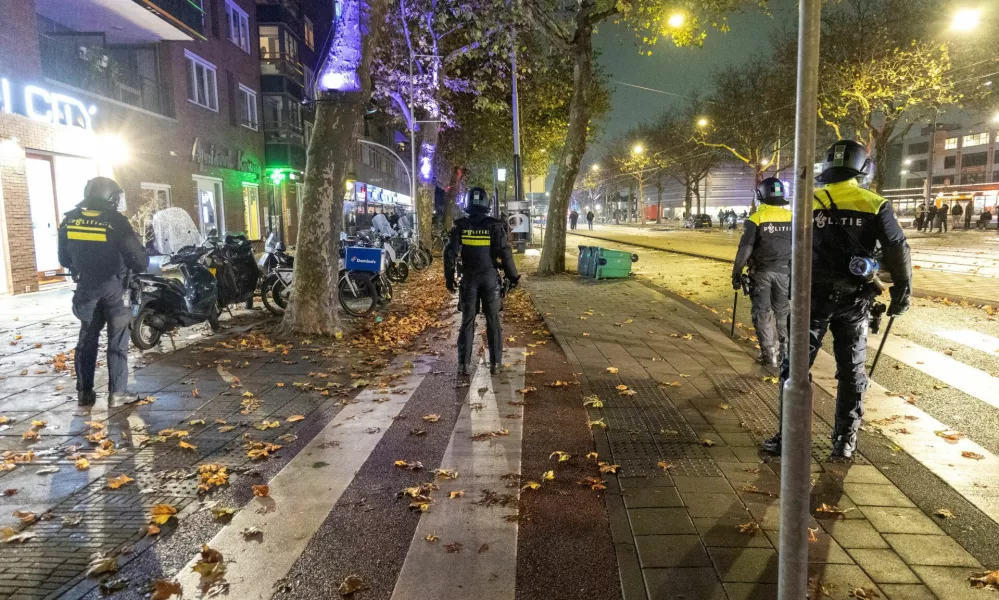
[264,121,304,147]
[255,0,303,29]
[260,54,304,85]
[38,32,166,115]
[35,0,203,43]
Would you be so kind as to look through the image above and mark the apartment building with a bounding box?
[0,0,266,294]
[883,119,999,218]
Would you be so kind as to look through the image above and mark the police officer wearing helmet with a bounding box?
[761,140,911,459]
[732,177,792,368]
[58,177,148,413]
[445,187,520,375]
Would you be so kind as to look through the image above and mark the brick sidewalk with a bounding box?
[568,227,999,306]
[526,276,993,600]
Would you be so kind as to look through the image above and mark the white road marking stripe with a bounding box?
[390,349,527,600]
[933,329,999,357]
[813,351,999,526]
[869,331,999,411]
[173,355,435,599]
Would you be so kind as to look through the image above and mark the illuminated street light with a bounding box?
[951,8,981,32]
[993,112,999,123]
[904,158,913,166]
[697,118,709,128]
[901,169,910,175]
[595,204,602,210]
[632,144,644,155]
[667,12,685,28]
[760,158,770,167]
[591,164,600,172]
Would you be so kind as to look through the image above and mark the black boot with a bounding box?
[78,389,96,407]
[457,364,470,376]
[831,421,859,459]
[761,433,781,455]
[489,363,499,375]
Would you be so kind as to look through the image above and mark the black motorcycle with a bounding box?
[130,245,220,350]
[258,235,295,316]
[205,233,259,311]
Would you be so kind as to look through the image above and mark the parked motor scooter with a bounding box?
[130,245,220,350]
[205,231,259,310]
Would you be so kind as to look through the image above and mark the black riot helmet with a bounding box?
[816,140,872,184]
[466,187,490,213]
[756,177,788,205]
[84,177,125,210]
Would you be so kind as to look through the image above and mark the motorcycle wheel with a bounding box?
[208,306,221,332]
[375,273,393,305]
[387,261,409,283]
[421,245,434,265]
[131,307,162,350]
[261,277,287,316]
[338,273,377,317]
[410,248,430,271]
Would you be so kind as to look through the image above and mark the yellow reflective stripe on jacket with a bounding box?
[67,225,107,232]
[750,204,793,225]
[814,179,887,215]
[461,237,491,246]
[66,231,107,242]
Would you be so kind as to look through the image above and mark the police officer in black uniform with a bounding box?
[445,187,520,375]
[58,177,148,412]
[733,177,793,368]
[762,141,911,459]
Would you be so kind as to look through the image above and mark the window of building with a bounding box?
[185,50,218,111]
[225,0,251,53]
[289,99,301,129]
[243,184,261,239]
[334,0,343,20]
[963,151,988,167]
[907,141,929,155]
[238,84,258,130]
[303,65,315,99]
[932,175,951,185]
[944,155,957,169]
[907,159,928,172]
[905,178,924,189]
[259,25,280,58]
[304,17,315,50]
[284,28,299,64]
[305,121,314,147]
[963,132,989,148]
[944,137,959,150]
[963,172,985,184]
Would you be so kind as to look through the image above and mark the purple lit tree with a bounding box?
[281,0,387,335]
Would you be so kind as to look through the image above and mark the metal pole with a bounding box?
[409,56,419,244]
[511,27,525,251]
[778,1,821,599]
[730,292,738,338]
[924,109,938,209]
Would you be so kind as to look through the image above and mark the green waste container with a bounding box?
[594,248,638,279]
[577,246,597,278]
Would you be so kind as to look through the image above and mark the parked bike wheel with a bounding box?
[422,244,435,264]
[131,307,162,350]
[338,273,377,317]
[410,248,430,271]
[261,276,289,316]
[374,272,393,305]
[387,261,409,283]
[208,306,221,332]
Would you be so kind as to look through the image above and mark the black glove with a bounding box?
[446,279,457,293]
[887,282,911,316]
[508,275,520,290]
[732,273,742,290]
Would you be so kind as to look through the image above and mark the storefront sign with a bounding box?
[0,78,97,131]
[191,137,261,179]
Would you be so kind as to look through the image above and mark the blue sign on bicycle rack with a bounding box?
[345,246,384,273]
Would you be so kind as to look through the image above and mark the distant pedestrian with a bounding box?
[951,202,963,230]
[964,203,973,229]
[979,208,993,230]
[717,209,725,228]
[586,210,594,230]
[569,209,579,230]
[935,203,948,233]
[914,204,926,231]
[924,204,937,232]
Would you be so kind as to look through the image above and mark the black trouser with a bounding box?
[73,286,131,399]
[778,287,871,433]
[458,270,502,366]
[570,219,578,230]
[749,269,790,357]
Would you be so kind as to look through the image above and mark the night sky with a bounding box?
[591,0,796,155]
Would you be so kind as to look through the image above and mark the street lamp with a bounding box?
[951,7,981,32]
[591,164,600,172]
[632,144,644,155]
[760,158,770,167]
[667,12,685,28]
[697,117,709,128]
[993,111,999,123]
[901,169,910,175]
[904,158,913,166]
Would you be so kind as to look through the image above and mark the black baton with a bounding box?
[869,316,895,378]
[730,292,738,338]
